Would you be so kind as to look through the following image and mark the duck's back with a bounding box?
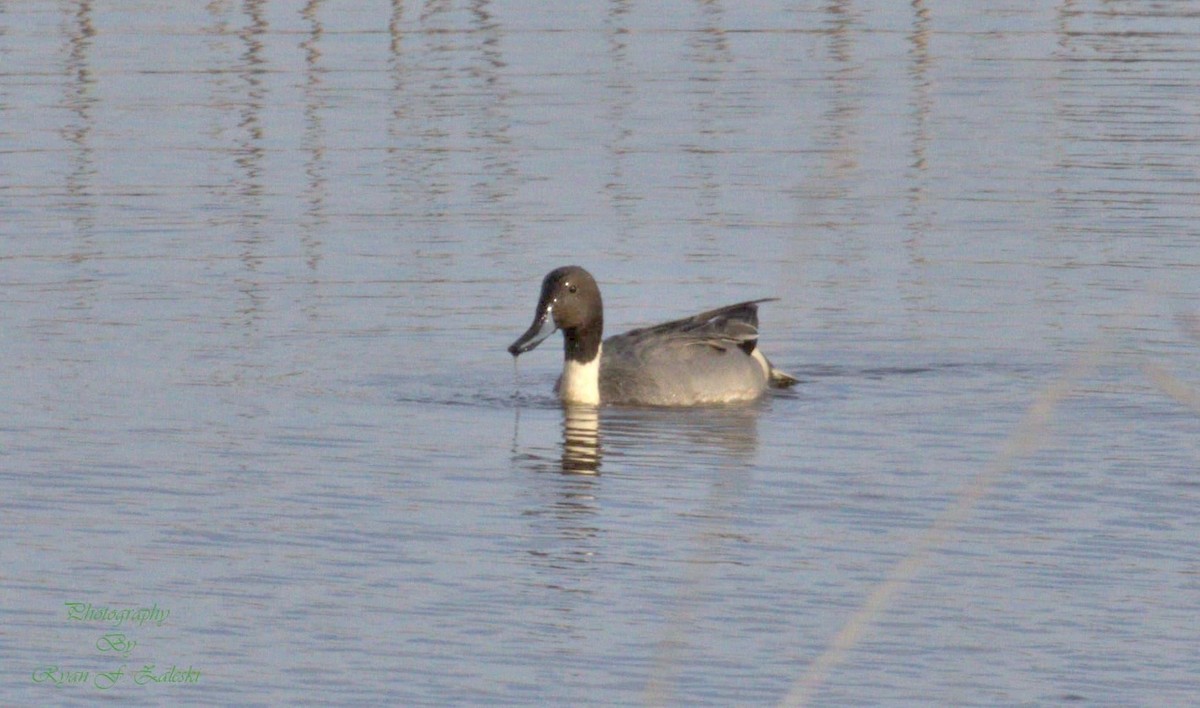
[598,300,772,405]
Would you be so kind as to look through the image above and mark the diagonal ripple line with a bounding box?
[1142,361,1200,415]
[778,347,1105,708]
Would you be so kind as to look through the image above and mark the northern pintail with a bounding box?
[508,266,797,406]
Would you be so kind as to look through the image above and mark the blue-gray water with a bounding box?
[3,1,1199,705]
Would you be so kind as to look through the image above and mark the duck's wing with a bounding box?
[611,298,776,355]
[599,299,801,404]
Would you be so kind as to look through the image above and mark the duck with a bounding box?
[507,266,797,406]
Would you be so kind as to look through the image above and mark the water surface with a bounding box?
[3,0,1199,704]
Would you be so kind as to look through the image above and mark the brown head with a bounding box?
[508,266,604,363]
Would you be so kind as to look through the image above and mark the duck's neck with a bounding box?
[559,346,601,405]
[560,321,603,405]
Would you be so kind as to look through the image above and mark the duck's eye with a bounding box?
[568,284,578,294]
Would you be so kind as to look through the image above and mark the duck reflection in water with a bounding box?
[561,404,601,474]
[513,398,766,476]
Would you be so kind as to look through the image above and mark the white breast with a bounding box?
[558,344,602,405]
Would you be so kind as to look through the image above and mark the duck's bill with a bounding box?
[508,308,557,356]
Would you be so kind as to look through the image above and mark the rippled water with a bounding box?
[3,0,1199,704]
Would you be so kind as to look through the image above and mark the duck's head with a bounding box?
[508,265,603,359]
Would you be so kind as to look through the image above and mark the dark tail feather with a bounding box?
[761,353,799,388]
[769,368,800,388]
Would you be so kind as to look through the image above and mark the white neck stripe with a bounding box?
[559,343,601,405]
